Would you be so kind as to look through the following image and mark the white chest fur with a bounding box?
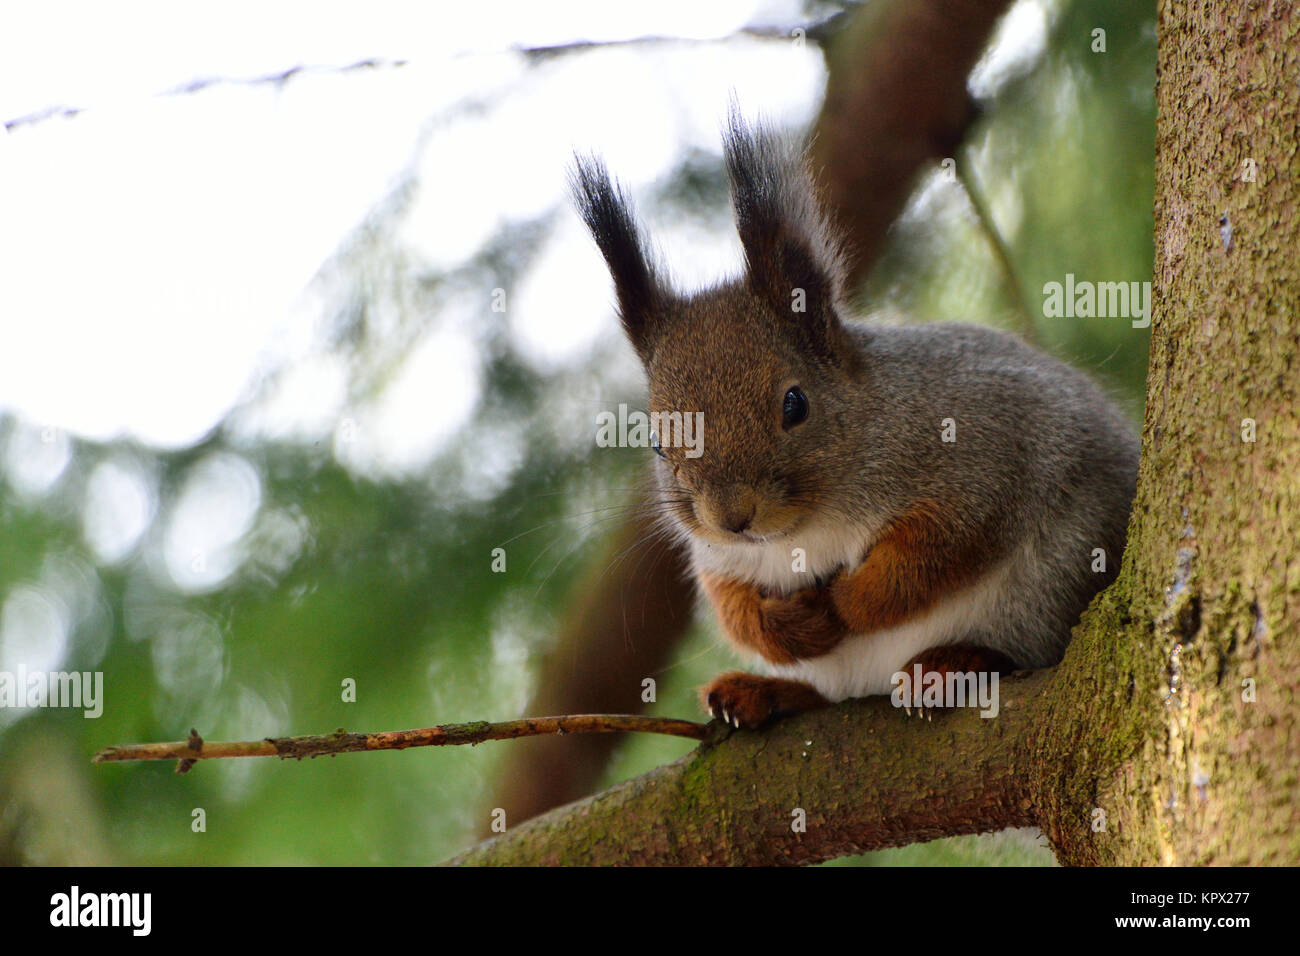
[688,512,883,592]
[689,516,1014,702]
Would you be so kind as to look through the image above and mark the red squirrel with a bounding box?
[571,111,1139,729]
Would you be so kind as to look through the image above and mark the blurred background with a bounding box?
[0,0,1153,865]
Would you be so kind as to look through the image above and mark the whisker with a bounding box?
[650,638,730,677]
[526,504,674,594]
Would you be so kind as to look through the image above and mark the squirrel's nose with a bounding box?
[721,509,754,534]
[711,485,757,535]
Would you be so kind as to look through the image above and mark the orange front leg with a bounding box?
[698,571,847,665]
[829,501,990,634]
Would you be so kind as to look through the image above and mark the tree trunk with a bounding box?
[454,0,1299,865]
[1067,0,1299,864]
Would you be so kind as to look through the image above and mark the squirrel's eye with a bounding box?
[782,387,809,429]
[650,428,666,459]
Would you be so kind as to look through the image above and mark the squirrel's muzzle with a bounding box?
[697,484,759,536]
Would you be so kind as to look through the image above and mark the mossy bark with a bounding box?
[1055,0,1300,864]
[451,679,1042,866]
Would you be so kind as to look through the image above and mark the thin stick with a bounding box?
[954,156,1040,345]
[92,715,711,773]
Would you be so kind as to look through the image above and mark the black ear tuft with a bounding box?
[569,155,664,360]
[723,105,850,356]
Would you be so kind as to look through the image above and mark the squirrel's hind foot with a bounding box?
[702,672,829,730]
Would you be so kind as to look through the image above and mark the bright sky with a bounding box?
[0,0,825,451]
[0,0,1045,452]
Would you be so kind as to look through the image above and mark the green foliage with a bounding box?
[865,0,1155,412]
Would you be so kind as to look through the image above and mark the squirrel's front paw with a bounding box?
[757,586,846,661]
[701,672,829,730]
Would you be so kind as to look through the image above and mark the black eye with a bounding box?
[650,428,666,458]
[782,387,809,429]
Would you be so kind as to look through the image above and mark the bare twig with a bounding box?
[3,57,411,132]
[5,13,849,134]
[92,714,710,770]
[515,13,850,62]
[954,155,1040,343]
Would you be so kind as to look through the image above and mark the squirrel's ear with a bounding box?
[723,109,851,358]
[570,155,665,362]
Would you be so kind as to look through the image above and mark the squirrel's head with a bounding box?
[572,111,864,546]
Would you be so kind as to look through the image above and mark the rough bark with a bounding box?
[1085,0,1299,864]
[454,0,1300,866]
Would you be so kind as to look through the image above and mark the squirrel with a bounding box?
[570,111,1140,730]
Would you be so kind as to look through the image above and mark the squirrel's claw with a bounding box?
[903,702,936,721]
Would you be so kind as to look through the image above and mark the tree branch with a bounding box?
[92,715,709,773]
[811,0,1015,290]
[449,672,1049,866]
